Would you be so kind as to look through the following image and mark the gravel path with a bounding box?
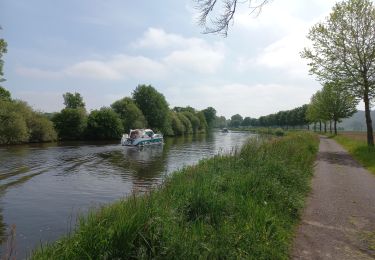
[292,136,375,259]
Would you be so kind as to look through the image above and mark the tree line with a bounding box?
[215,105,309,130]
[0,85,218,144]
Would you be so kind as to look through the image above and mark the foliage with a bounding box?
[202,107,216,127]
[63,92,85,109]
[229,114,243,127]
[52,108,87,140]
[28,113,57,142]
[111,97,147,132]
[196,111,208,132]
[0,101,29,144]
[182,111,201,133]
[133,85,169,131]
[170,111,185,136]
[301,0,375,146]
[0,31,7,82]
[0,99,56,144]
[177,113,193,134]
[307,82,357,134]
[0,86,11,101]
[85,108,124,140]
[213,116,227,128]
[32,133,318,259]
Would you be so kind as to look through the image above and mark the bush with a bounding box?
[52,108,87,140]
[85,108,124,140]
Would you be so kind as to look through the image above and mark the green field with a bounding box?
[32,133,318,259]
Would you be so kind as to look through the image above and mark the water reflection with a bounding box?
[0,131,253,258]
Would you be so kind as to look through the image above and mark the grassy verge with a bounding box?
[334,135,375,175]
[32,133,318,259]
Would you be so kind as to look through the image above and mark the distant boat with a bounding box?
[121,129,163,146]
[222,128,229,133]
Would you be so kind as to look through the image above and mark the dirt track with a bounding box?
[292,136,375,259]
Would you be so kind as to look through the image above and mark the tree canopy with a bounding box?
[0,29,7,82]
[302,0,375,146]
[132,85,170,131]
[86,108,124,140]
[63,92,85,109]
[111,97,147,132]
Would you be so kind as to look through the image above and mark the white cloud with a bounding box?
[17,28,225,80]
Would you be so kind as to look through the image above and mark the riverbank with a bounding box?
[31,133,318,259]
[333,133,375,175]
[228,127,286,136]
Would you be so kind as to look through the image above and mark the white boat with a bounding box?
[121,129,163,146]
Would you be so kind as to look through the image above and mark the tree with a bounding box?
[319,82,357,135]
[202,107,217,127]
[182,111,201,133]
[170,111,186,135]
[52,108,87,140]
[241,117,252,126]
[301,0,375,146]
[213,116,227,128]
[86,108,124,140]
[229,114,243,127]
[111,97,147,132]
[0,86,11,101]
[0,29,7,82]
[132,85,170,132]
[196,111,208,132]
[195,0,269,36]
[177,113,193,134]
[28,113,57,142]
[0,102,28,144]
[63,92,85,109]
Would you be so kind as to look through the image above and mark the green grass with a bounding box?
[334,135,375,175]
[230,127,286,136]
[32,133,318,260]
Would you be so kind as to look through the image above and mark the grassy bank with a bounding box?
[229,127,286,136]
[32,133,318,259]
[334,134,375,175]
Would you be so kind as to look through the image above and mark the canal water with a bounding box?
[0,131,254,258]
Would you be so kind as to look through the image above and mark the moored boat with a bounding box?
[121,129,163,146]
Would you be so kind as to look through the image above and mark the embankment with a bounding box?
[32,133,318,259]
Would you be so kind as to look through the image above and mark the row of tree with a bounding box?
[217,106,309,129]
[306,82,357,135]
[301,0,375,146]
[0,84,219,144]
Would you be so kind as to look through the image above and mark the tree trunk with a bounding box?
[307,124,310,131]
[324,122,327,133]
[319,121,322,132]
[334,120,337,135]
[329,120,332,134]
[364,92,374,147]
[314,122,316,132]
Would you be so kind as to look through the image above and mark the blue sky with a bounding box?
[1,0,336,118]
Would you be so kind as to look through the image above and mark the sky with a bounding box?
[1,0,338,118]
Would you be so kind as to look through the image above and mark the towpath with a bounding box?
[292,136,375,259]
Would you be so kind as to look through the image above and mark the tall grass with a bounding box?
[334,135,375,174]
[32,133,318,260]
